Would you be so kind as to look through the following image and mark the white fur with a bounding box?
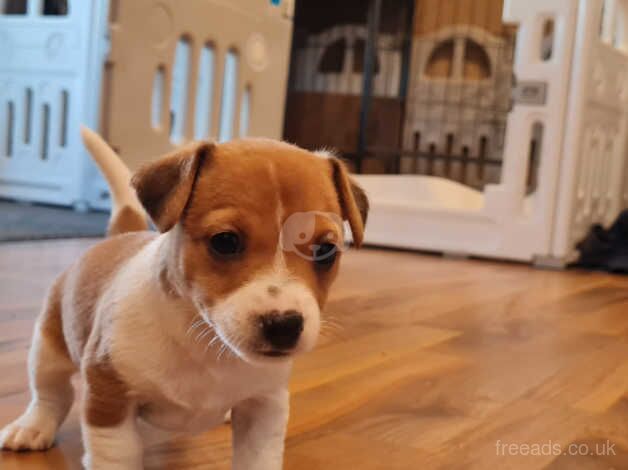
[80,126,146,221]
[2,134,324,470]
[83,235,299,467]
[82,403,143,469]
[0,311,75,452]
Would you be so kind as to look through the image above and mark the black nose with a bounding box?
[261,311,304,350]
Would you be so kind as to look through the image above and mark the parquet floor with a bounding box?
[1,239,627,469]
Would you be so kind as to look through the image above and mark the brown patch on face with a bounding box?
[173,139,347,309]
[329,158,368,247]
[107,205,148,236]
[267,285,280,297]
[84,356,130,427]
[63,232,156,362]
[132,142,213,232]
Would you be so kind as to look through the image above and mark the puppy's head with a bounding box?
[132,139,368,364]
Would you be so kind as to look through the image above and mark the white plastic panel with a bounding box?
[360,0,580,262]
[239,86,250,137]
[194,44,215,140]
[218,50,238,142]
[170,37,192,143]
[551,0,628,261]
[0,0,110,207]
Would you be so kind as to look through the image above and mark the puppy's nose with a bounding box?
[261,310,304,350]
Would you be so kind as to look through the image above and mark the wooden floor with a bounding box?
[1,239,628,469]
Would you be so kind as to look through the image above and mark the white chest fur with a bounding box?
[96,238,292,435]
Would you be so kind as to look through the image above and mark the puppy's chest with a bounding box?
[136,362,285,433]
[139,399,227,433]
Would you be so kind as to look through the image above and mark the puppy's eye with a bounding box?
[209,232,242,258]
[313,243,338,269]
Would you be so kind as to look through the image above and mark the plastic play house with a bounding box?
[0,0,293,209]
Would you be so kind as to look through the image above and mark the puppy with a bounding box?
[0,128,368,469]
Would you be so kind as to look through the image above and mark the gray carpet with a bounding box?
[0,200,108,242]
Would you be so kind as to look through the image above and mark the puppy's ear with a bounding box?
[131,142,214,232]
[329,158,369,247]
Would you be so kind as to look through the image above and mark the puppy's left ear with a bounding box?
[330,158,369,247]
[132,141,214,232]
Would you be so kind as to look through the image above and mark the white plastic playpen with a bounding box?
[0,0,293,210]
[0,0,108,208]
[357,0,628,265]
[1,0,627,267]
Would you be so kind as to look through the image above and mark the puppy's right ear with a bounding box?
[131,142,214,232]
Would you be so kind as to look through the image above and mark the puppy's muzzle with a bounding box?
[260,310,304,353]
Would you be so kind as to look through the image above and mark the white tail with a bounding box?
[80,126,148,235]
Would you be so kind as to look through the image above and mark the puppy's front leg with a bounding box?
[81,363,143,469]
[232,389,289,470]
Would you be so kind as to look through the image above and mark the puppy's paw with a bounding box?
[0,423,55,451]
[0,412,57,451]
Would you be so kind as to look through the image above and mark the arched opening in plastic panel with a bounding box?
[40,103,50,160]
[60,89,68,147]
[612,0,628,50]
[24,88,32,144]
[463,39,491,79]
[42,0,67,15]
[599,0,628,49]
[239,86,251,138]
[319,39,346,73]
[425,40,454,79]
[2,0,27,14]
[194,44,215,140]
[151,65,165,130]
[526,122,544,195]
[5,101,14,157]
[540,19,554,61]
[218,50,239,142]
[170,37,192,144]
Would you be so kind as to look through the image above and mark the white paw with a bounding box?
[0,411,57,451]
[81,452,91,469]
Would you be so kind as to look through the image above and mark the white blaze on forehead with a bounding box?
[267,162,286,272]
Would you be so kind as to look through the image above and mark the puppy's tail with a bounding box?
[80,126,148,236]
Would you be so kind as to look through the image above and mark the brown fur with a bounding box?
[62,232,156,364]
[32,274,76,414]
[108,205,149,236]
[6,137,369,456]
[167,139,351,309]
[59,232,155,429]
[84,357,131,427]
[132,142,214,232]
[38,274,72,362]
[330,158,367,247]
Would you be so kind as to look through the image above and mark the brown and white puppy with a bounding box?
[0,128,368,469]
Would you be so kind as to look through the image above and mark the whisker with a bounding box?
[204,333,219,354]
[208,335,222,348]
[196,327,214,343]
[186,318,206,336]
[217,343,227,362]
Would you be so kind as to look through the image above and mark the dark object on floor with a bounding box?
[572,210,628,273]
[0,200,107,242]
